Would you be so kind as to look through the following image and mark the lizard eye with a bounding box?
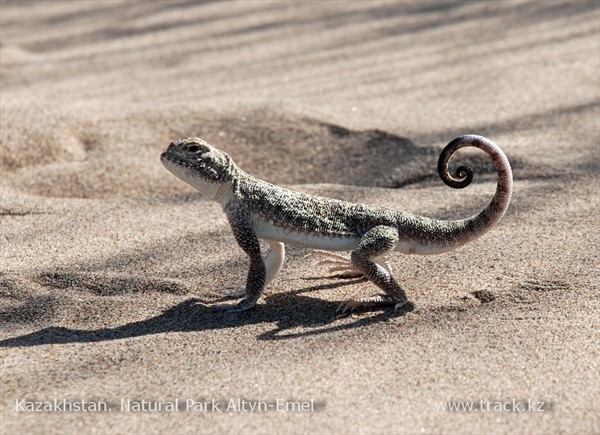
[186,144,200,153]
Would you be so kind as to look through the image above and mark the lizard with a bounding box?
[160,134,513,313]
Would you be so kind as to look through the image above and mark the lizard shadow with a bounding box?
[0,280,412,348]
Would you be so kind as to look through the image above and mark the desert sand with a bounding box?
[1,1,598,434]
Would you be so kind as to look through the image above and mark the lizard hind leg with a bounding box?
[338,225,410,314]
[308,249,392,278]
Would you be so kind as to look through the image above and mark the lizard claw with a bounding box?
[306,250,364,278]
[212,298,257,313]
[394,300,415,313]
[220,288,246,299]
[306,250,392,278]
[336,295,400,315]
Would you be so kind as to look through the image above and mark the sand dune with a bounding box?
[1,1,599,434]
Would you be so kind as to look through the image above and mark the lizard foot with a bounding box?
[220,288,246,298]
[211,298,257,313]
[336,295,397,315]
[306,250,364,278]
[336,296,414,315]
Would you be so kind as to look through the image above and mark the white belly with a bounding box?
[253,219,360,251]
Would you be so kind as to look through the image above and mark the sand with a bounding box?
[1,1,599,434]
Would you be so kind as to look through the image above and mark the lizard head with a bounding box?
[161,137,236,200]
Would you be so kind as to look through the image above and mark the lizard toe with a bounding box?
[337,295,398,314]
[212,298,257,313]
[394,300,415,313]
[220,288,246,298]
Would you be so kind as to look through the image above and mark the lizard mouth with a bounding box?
[161,151,195,169]
[160,152,196,176]
[161,150,227,184]
[161,151,181,163]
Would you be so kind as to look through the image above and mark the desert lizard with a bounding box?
[160,134,512,313]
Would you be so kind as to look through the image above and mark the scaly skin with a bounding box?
[160,134,513,314]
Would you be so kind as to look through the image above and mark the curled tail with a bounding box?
[417,135,513,254]
[438,133,513,223]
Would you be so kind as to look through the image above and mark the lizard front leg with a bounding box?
[264,240,285,286]
[222,240,285,298]
[339,225,410,314]
[213,211,266,312]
